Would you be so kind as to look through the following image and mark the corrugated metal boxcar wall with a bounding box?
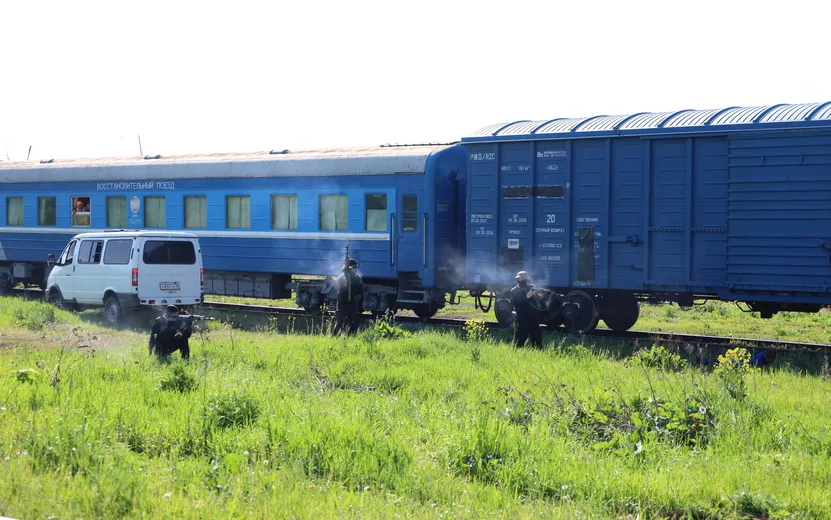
[465,136,734,293]
[726,132,831,294]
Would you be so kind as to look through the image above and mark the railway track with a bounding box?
[10,288,831,355]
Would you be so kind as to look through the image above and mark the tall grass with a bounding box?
[1,298,831,518]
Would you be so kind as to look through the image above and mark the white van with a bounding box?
[45,231,204,324]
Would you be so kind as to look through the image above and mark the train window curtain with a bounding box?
[6,197,23,226]
[184,196,207,228]
[271,195,297,230]
[365,194,387,232]
[144,196,167,228]
[226,196,251,229]
[107,197,127,228]
[319,195,348,231]
[38,197,56,226]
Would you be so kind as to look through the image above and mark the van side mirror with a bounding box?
[47,254,56,267]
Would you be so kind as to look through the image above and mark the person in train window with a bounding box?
[510,271,543,348]
[333,258,363,335]
[73,199,90,226]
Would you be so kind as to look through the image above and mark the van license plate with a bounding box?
[160,282,180,291]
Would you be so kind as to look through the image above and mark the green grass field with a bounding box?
[2,296,831,519]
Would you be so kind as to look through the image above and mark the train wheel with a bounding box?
[562,291,599,335]
[413,302,439,320]
[600,293,640,333]
[494,294,515,328]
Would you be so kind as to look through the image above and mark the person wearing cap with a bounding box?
[510,271,543,348]
[149,304,192,359]
[333,258,364,335]
[72,199,90,226]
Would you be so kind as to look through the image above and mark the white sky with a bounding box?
[0,0,828,161]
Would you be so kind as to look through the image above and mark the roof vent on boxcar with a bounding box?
[144,154,162,160]
[269,149,289,155]
[39,159,54,164]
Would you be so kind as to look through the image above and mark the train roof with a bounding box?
[0,144,457,183]
[463,101,831,143]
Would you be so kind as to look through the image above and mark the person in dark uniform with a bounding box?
[750,349,777,367]
[149,304,192,360]
[510,271,543,348]
[333,258,364,335]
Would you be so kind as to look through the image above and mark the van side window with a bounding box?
[77,240,104,264]
[72,196,91,227]
[103,239,133,265]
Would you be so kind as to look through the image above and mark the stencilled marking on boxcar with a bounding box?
[508,238,519,249]
[470,213,493,224]
[535,227,565,233]
[470,152,496,161]
[536,150,567,158]
[508,229,522,235]
[540,242,563,249]
[474,227,494,237]
[507,214,527,224]
[576,217,599,223]
[437,202,449,213]
[546,164,559,171]
[539,255,562,261]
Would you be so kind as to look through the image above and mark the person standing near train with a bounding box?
[510,271,543,348]
[333,258,364,335]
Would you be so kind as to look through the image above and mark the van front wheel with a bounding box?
[104,296,124,325]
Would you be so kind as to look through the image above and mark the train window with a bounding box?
[6,197,23,226]
[77,240,104,264]
[271,195,297,230]
[144,196,166,228]
[402,195,418,232]
[38,197,56,226]
[107,197,127,228]
[103,239,133,265]
[319,194,347,231]
[184,196,207,229]
[71,196,91,227]
[226,196,251,229]
[365,194,387,232]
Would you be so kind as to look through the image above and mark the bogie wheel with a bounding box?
[413,302,439,320]
[562,290,599,335]
[494,293,515,328]
[543,314,564,330]
[600,293,640,333]
[104,296,124,325]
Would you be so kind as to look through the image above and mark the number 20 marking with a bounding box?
[546,214,556,223]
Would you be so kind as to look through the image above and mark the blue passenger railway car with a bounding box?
[0,145,468,319]
[462,101,831,334]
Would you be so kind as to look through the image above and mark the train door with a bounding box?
[396,191,424,272]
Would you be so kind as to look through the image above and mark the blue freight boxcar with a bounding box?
[0,145,467,318]
[462,102,831,334]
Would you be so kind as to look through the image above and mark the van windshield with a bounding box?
[142,240,196,265]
